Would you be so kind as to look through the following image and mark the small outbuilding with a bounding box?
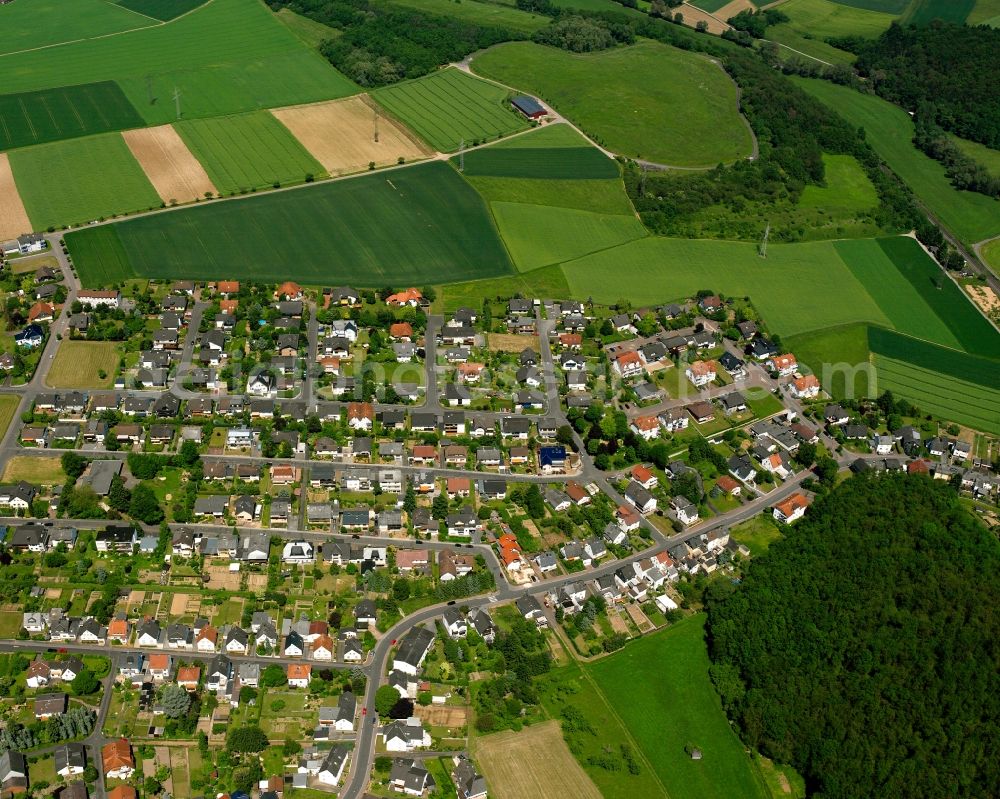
[512,95,546,119]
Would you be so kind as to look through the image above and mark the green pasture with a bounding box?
[766,0,897,65]
[792,77,1000,245]
[67,161,513,285]
[834,239,961,349]
[827,0,908,12]
[0,0,156,55]
[373,67,530,153]
[472,41,754,167]
[438,264,570,313]
[587,615,770,799]
[0,81,144,152]
[967,0,1000,25]
[114,0,208,22]
[786,324,874,399]
[799,154,879,212]
[380,0,550,32]
[948,134,1000,178]
[491,202,647,271]
[455,125,619,179]
[489,123,593,149]
[465,176,635,215]
[982,239,1000,272]
[9,132,160,230]
[175,111,325,193]
[0,0,356,126]
[872,354,1000,433]
[561,236,892,337]
[275,7,340,48]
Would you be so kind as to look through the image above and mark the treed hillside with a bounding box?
[706,474,1000,799]
[854,22,1000,148]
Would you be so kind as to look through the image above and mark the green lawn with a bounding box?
[381,0,550,32]
[0,395,20,446]
[47,341,120,388]
[561,236,892,337]
[587,615,770,799]
[373,67,530,153]
[982,238,1000,271]
[175,111,326,193]
[0,0,157,55]
[0,0,356,127]
[9,132,161,230]
[799,154,879,212]
[792,77,1000,245]
[465,176,635,215]
[731,514,784,557]
[491,201,647,271]
[2,456,64,485]
[472,41,754,167]
[67,161,514,285]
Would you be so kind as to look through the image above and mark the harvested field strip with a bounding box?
[491,202,647,272]
[123,125,217,204]
[373,68,529,153]
[679,3,732,33]
[0,153,32,240]
[867,327,1000,389]
[877,236,1000,358]
[175,111,325,193]
[272,95,430,175]
[476,721,603,799]
[9,132,161,231]
[456,146,619,179]
[0,81,144,152]
[872,355,1000,434]
[67,161,514,285]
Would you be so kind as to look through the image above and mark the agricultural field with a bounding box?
[47,341,121,388]
[588,615,770,799]
[690,0,734,12]
[122,125,217,204]
[438,264,570,314]
[472,41,754,167]
[66,161,513,286]
[561,236,893,337]
[491,202,647,272]
[901,0,975,24]
[0,0,157,54]
[948,134,1000,178]
[465,176,635,215]
[382,0,550,33]
[8,132,161,230]
[272,96,431,175]
[792,77,1000,245]
[799,154,879,213]
[373,67,530,153]
[475,721,603,799]
[828,0,908,11]
[275,7,340,48]
[114,0,209,22]
[872,354,1000,434]
[455,125,619,179]
[0,81,144,153]
[765,0,898,65]
[982,238,1000,272]
[0,0,356,127]
[174,111,325,193]
[0,154,32,241]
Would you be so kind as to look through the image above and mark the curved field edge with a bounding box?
[65,161,514,286]
[471,40,755,168]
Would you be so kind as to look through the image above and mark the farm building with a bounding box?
[512,95,546,119]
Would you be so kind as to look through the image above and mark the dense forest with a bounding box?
[854,22,1000,149]
[706,474,1000,799]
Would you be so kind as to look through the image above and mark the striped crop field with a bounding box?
[373,68,530,153]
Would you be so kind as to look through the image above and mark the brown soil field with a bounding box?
[122,125,217,204]
[476,721,603,799]
[679,3,732,33]
[414,703,468,728]
[965,284,1000,319]
[714,0,754,22]
[170,593,189,616]
[488,333,539,353]
[0,153,32,241]
[272,95,431,175]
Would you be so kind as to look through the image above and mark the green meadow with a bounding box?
[473,41,754,167]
